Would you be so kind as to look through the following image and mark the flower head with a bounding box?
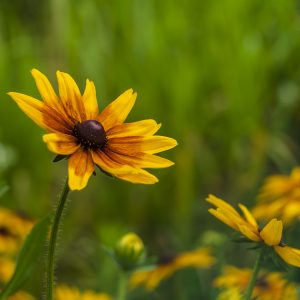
[55,285,112,300]
[214,265,298,300]
[0,207,34,255]
[114,232,145,270]
[130,247,215,290]
[8,69,177,190]
[253,167,300,224]
[207,194,300,267]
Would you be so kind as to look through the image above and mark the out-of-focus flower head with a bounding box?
[55,285,112,300]
[253,167,300,224]
[130,247,215,290]
[0,207,34,255]
[114,232,145,271]
[0,257,15,283]
[207,194,300,267]
[214,265,298,300]
[8,291,35,300]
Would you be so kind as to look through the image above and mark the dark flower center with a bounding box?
[73,120,107,149]
[0,226,13,237]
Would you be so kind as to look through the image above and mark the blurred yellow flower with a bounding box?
[0,207,34,255]
[216,288,242,300]
[0,257,15,283]
[253,167,300,224]
[130,247,215,290]
[207,194,300,267]
[55,285,112,300]
[214,265,298,300]
[8,291,35,300]
[8,69,177,190]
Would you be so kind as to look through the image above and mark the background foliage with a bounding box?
[0,0,300,298]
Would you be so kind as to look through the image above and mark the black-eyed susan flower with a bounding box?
[8,291,35,300]
[214,265,298,300]
[55,285,112,300]
[130,247,215,290]
[253,167,300,224]
[8,69,177,190]
[0,207,34,255]
[207,194,300,267]
[0,257,15,283]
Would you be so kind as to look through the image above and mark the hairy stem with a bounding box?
[244,248,265,300]
[46,178,70,300]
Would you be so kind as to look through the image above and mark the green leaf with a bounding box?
[0,215,51,299]
[52,154,68,163]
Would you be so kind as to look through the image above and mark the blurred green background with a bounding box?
[1,0,300,299]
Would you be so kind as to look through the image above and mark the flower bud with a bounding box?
[114,232,145,271]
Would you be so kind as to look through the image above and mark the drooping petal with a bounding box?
[275,246,300,267]
[260,219,283,246]
[109,136,178,155]
[104,148,174,169]
[98,89,137,131]
[92,150,158,184]
[68,149,94,190]
[107,120,161,138]
[57,71,86,122]
[43,133,79,155]
[208,208,239,231]
[8,92,72,134]
[206,195,240,216]
[238,225,261,242]
[83,79,99,119]
[238,204,259,229]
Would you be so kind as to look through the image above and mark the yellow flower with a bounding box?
[253,167,300,224]
[0,207,34,255]
[0,257,15,283]
[207,194,300,267]
[8,69,177,190]
[130,247,215,290]
[216,288,242,300]
[55,285,112,300]
[214,265,298,300]
[8,291,35,300]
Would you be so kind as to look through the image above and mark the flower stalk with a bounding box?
[46,178,70,300]
[243,248,265,300]
[117,271,127,300]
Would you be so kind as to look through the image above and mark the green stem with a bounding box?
[243,248,265,300]
[117,271,127,300]
[46,178,70,300]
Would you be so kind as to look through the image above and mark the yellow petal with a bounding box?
[31,69,59,108]
[238,204,258,229]
[104,149,174,169]
[238,224,261,242]
[92,150,158,184]
[83,79,99,119]
[98,89,137,130]
[275,246,300,267]
[260,219,283,246]
[56,71,86,122]
[68,149,94,190]
[107,120,161,138]
[43,133,79,155]
[208,208,239,231]
[206,195,240,216]
[7,92,72,134]
[109,136,178,155]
